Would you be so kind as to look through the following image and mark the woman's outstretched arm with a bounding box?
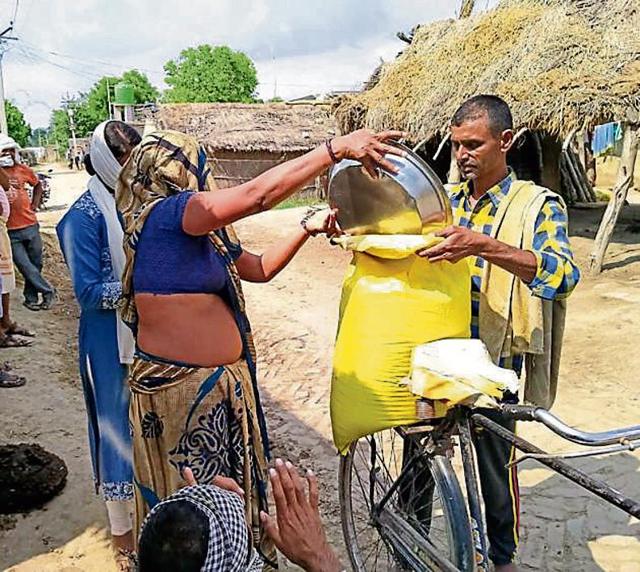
[182,129,405,236]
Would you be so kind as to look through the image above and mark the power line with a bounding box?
[14,43,105,82]
[19,39,164,76]
[11,0,19,26]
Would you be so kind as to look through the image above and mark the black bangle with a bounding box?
[325,139,339,163]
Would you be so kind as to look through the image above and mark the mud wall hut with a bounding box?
[333,0,640,204]
[140,102,338,198]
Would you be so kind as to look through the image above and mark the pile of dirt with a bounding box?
[0,444,68,513]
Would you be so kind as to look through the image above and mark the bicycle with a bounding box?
[339,401,640,571]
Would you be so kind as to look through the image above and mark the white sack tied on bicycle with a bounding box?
[408,338,519,415]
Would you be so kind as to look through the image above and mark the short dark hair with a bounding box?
[84,120,141,174]
[452,95,513,135]
[138,500,210,572]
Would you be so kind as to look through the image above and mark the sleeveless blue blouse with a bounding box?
[132,192,237,295]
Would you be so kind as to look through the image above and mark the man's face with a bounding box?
[451,113,513,181]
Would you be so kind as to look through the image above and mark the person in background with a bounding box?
[0,161,35,348]
[0,163,28,388]
[74,149,82,171]
[57,121,142,572]
[0,136,56,311]
[419,95,580,571]
[66,148,73,170]
[138,460,342,572]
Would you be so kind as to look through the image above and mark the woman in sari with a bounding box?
[57,121,141,570]
[116,128,403,567]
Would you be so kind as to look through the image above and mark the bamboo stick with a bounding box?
[559,155,578,204]
[589,124,639,274]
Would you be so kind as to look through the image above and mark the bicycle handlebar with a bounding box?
[500,404,640,446]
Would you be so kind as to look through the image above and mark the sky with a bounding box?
[0,0,489,129]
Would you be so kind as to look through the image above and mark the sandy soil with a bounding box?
[0,164,639,571]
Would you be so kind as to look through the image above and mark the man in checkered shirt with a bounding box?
[420,95,580,571]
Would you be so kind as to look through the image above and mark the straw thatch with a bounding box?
[334,0,640,140]
[145,103,337,153]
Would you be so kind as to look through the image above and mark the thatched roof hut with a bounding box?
[334,0,640,140]
[147,102,337,154]
[143,103,337,196]
[333,0,639,201]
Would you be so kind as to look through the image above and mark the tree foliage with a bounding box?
[5,101,31,147]
[47,70,158,152]
[29,127,49,147]
[164,45,258,103]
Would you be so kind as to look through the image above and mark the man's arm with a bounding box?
[421,226,537,283]
[261,459,343,572]
[525,198,580,299]
[419,198,580,298]
[31,181,43,211]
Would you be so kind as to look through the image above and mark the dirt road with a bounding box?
[1,164,639,571]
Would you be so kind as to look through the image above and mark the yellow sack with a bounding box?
[330,235,471,454]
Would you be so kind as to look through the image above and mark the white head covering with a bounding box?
[0,134,18,152]
[88,120,135,364]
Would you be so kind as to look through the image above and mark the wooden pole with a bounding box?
[589,124,639,274]
[559,156,578,204]
[576,130,587,170]
[459,0,475,18]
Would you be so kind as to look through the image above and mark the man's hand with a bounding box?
[261,459,342,572]
[418,225,488,263]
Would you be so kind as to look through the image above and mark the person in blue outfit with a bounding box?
[56,120,141,572]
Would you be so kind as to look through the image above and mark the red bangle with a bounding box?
[325,139,339,163]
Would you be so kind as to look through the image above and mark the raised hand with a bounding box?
[332,129,408,178]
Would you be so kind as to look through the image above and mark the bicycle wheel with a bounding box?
[339,428,475,571]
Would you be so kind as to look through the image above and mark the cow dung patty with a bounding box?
[0,443,68,513]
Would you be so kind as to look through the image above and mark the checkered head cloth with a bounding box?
[141,484,264,571]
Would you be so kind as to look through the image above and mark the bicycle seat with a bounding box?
[408,339,519,409]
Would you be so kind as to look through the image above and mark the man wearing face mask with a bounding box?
[0,136,56,311]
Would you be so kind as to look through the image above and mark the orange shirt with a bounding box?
[5,164,38,230]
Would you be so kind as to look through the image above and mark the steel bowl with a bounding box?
[327,142,451,235]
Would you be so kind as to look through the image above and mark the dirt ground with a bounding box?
[0,164,639,571]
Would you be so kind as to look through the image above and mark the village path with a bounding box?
[0,165,639,571]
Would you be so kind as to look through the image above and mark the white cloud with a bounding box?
[4,0,458,128]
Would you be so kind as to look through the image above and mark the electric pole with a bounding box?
[0,24,18,135]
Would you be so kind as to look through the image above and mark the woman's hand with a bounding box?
[332,129,408,178]
[301,208,341,237]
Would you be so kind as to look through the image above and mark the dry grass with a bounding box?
[334,0,640,140]
[144,103,338,153]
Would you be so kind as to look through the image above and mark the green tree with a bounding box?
[5,101,31,147]
[48,70,159,152]
[164,45,258,103]
[29,127,49,147]
[49,108,71,154]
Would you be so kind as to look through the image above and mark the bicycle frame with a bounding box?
[456,406,640,569]
[356,405,640,572]
[367,431,464,572]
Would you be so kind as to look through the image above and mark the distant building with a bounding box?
[138,102,339,198]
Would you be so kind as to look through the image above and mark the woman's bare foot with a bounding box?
[112,531,135,572]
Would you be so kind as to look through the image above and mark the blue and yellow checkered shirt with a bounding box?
[449,171,580,374]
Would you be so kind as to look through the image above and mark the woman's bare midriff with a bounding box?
[135,292,243,367]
